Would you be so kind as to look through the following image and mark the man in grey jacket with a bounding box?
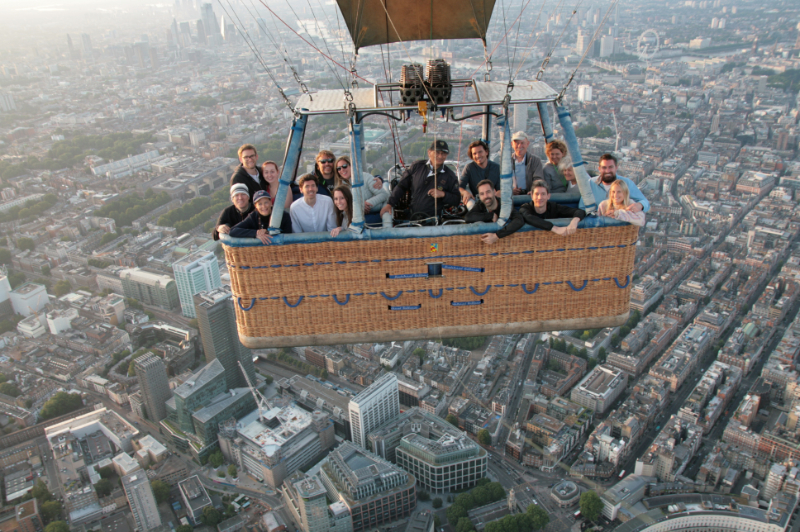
[510,131,545,195]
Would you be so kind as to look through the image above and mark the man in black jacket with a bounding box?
[519,180,586,236]
[465,180,524,244]
[213,184,254,240]
[230,144,266,200]
[380,140,460,223]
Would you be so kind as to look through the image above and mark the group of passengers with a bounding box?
[214,136,649,245]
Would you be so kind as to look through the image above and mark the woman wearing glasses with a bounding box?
[334,155,388,218]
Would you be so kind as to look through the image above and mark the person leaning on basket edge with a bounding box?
[464,179,524,245]
[519,180,586,237]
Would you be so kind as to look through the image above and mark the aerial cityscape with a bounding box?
[0,0,799,531]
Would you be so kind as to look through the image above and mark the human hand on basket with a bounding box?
[256,229,272,245]
[217,225,230,235]
[480,233,499,245]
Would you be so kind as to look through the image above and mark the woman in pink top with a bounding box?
[598,180,645,227]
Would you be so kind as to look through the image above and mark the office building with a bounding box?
[135,352,173,422]
[283,472,354,532]
[570,364,628,414]
[163,359,255,455]
[173,250,221,318]
[318,441,416,532]
[122,472,162,531]
[201,3,220,40]
[9,283,48,317]
[218,402,335,488]
[168,359,226,434]
[120,268,179,310]
[194,286,254,389]
[578,85,592,103]
[369,408,488,493]
[178,476,212,524]
[349,373,400,448]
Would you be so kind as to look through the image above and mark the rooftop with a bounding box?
[174,359,225,399]
[238,403,314,457]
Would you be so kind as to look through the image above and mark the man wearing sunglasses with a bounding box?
[313,150,336,197]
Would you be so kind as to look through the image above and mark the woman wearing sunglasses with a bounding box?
[334,155,388,217]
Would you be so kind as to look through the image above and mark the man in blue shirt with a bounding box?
[580,153,650,213]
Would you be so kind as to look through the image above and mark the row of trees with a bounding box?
[157,189,230,234]
[0,132,154,180]
[268,351,328,380]
[0,194,58,225]
[94,190,172,227]
[442,337,486,350]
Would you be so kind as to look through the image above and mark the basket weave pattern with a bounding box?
[224,225,639,343]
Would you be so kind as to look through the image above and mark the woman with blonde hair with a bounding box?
[598,179,645,227]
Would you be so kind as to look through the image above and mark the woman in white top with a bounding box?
[334,155,388,214]
[598,179,646,227]
[330,185,353,237]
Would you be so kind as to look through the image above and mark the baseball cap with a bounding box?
[429,140,449,153]
[511,131,528,141]
[253,190,272,204]
[230,183,250,199]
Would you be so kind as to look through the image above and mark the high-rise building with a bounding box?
[578,85,593,102]
[122,472,162,531]
[348,373,400,448]
[710,113,720,134]
[196,20,207,44]
[600,35,615,57]
[173,250,221,318]
[194,286,254,390]
[200,3,220,41]
[80,33,93,55]
[119,268,179,310]
[135,352,172,422]
[169,359,227,434]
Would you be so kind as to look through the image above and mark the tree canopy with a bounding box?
[151,480,170,504]
[446,481,506,525]
[580,491,603,522]
[39,392,84,420]
[44,522,70,532]
[442,337,486,350]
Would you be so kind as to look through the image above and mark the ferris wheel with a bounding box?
[637,29,660,62]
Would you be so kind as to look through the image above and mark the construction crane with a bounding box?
[238,361,272,423]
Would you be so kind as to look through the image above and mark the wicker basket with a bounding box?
[223,224,639,348]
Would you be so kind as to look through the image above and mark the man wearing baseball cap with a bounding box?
[380,140,460,223]
[510,131,545,195]
[213,183,254,240]
[230,190,274,244]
